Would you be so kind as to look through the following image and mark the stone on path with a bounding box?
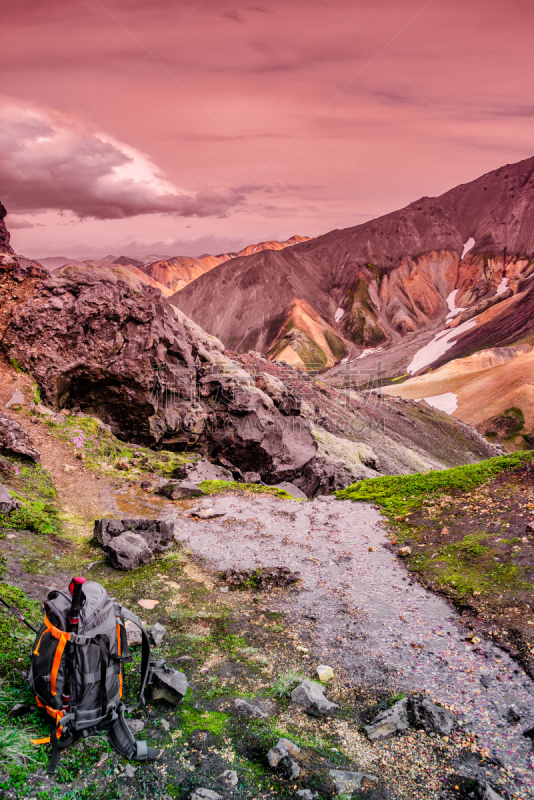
[364,697,410,741]
[329,770,378,795]
[219,770,238,788]
[316,664,334,682]
[410,694,454,736]
[230,698,269,719]
[365,695,455,740]
[125,619,142,646]
[157,481,206,500]
[185,460,232,483]
[272,481,307,499]
[138,598,159,610]
[192,507,226,519]
[290,678,339,716]
[150,622,167,646]
[507,706,521,724]
[94,518,174,570]
[6,389,24,408]
[126,719,145,734]
[267,738,301,779]
[397,546,412,557]
[147,666,188,705]
[190,790,222,800]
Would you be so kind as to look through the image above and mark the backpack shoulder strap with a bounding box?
[120,607,151,711]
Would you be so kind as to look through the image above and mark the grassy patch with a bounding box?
[0,460,61,536]
[46,414,196,478]
[334,450,533,517]
[198,480,295,499]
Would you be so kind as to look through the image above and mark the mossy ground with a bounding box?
[336,450,534,678]
[41,413,197,480]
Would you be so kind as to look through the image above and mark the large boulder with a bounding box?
[94,518,174,569]
[103,531,153,571]
[0,413,41,463]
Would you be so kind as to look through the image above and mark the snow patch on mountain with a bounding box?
[419,392,458,415]
[461,237,475,259]
[408,318,478,374]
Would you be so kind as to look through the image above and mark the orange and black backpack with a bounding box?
[28,578,158,774]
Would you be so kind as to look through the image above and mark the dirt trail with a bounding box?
[0,363,115,526]
[113,486,534,799]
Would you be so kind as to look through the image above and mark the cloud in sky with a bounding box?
[0,102,248,220]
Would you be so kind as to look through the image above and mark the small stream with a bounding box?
[115,489,534,797]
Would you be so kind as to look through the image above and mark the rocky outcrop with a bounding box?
[2,266,325,493]
[0,202,13,255]
[0,413,41,463]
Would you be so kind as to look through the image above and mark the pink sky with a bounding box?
[2,0,534,259]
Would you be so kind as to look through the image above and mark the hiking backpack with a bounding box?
[28,578,159,774]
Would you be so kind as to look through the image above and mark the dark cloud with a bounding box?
[221,9,245,22]
[0,108,248,221]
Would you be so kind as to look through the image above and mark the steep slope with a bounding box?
[171,156,534,372]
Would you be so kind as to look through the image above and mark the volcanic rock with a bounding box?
[103,532,153,571]
[222,566,300,590]
[272,481,307,499]
[150,622,167,646]
[157,481,206,500]
[364,697,410,741]
[147,666,188,705]
[94,519,174,569]
[409,694,454,735]
[0,413,41,462]
[183,460,232,482]
[0,202,14,254]
[290,678,339,716]
[328,770,378,795]
[0,481,20,513]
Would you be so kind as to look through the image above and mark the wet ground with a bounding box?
[115,487,534,799]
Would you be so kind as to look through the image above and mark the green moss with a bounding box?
[335,450,533,517]
[198,480,295,499]
[47,414,195,477]
[2,495,60,536]
[0,584,40,682]
[342,279,386,346]
[10,358,26,374]
[324,330,347,360]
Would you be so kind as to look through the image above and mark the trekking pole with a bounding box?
[62,577,86,713]
[0,595,39,634]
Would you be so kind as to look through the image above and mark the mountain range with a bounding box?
[169,156,534,447]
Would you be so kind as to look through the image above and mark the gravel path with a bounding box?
[117,489,534,798]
